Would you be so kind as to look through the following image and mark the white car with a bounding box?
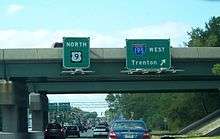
[93,125,109,138]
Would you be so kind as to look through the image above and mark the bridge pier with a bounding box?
[0,80,28,139]
[29,92,48,131]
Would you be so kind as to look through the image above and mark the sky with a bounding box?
[48,94,108,117]
[0,0,220,116]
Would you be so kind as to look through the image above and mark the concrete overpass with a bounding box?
[1,47,220,93]
[0,47,220,139]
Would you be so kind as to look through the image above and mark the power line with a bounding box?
[68,101,107,103]
[49,101,109,109]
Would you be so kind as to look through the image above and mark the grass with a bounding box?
[168,136,220,139]
[152,135,220,139]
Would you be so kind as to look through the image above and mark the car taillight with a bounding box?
[109,131,117,139]
[143,131,151,139]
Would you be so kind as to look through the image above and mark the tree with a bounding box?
[105,92,220,131]
[105,93,174,130]
[186,16,220,47]
[185,16,220,129]
[212,64,220,75]
[83,112,98,119]
[105,94,123,122]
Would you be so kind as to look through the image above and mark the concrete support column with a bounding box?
[0,80,28,139]
[29,93,48,131]
[1,106,27,132]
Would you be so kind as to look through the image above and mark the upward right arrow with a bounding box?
[160,59,166,66]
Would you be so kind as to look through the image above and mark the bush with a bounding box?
[212,64,220,75]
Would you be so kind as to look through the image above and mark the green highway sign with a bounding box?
[126,39,171,70]
[58,103,71,111]
[63,37,90,69]
[49,103,58,112]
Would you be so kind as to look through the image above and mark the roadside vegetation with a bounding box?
[105,93,220,131]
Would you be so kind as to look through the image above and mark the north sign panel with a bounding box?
[63,37,90,69]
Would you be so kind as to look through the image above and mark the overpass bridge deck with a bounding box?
[0,47,220,93]
[1,47,220,60]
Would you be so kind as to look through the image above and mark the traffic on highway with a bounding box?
[43,120,151,139]
[0,1,220,139]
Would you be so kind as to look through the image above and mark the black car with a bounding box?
[65,125,80,137]
[44,123,65,139]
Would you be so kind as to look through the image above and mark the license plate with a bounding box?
[125,134,134,138]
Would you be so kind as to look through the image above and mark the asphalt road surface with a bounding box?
[66,129,107,139]
[65,129,160,139]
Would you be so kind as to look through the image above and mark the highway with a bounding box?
[66,129,107,139]
[65,129,161,139]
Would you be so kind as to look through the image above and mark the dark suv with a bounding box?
[44,123,65,139]
[65,125,80,137]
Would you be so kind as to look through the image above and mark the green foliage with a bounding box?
[105,94,122,120]
[186,16,220,47]
[49,106,98,125]
[105,93,116,109]
[105,92,220,131]
[212,64,220,75]
[166,93,207,131]
[83,112,98,119]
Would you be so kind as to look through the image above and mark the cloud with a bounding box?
[6,4,24,15]
[0,21,190,48]
[0,29,120,48]
[121,21,190,47]
[0,29,50,48]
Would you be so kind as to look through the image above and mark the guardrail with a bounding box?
[178,109,220,134]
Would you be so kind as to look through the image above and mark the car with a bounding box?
[93,124,109,138]
[44,123,65,139]
[82,124,88,132]
[99,122,109,127]
[108,120,151,139]
[65,125,80,137]
[77,123,85,133]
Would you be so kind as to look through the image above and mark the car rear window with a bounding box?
[113,121,146,129]
[67,126,77,130]
[98,123,108,127]
[96,125,106,129]
[47,123,62,129]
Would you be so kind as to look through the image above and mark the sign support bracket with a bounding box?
[121,68,184,75]
[61,68,94,75]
